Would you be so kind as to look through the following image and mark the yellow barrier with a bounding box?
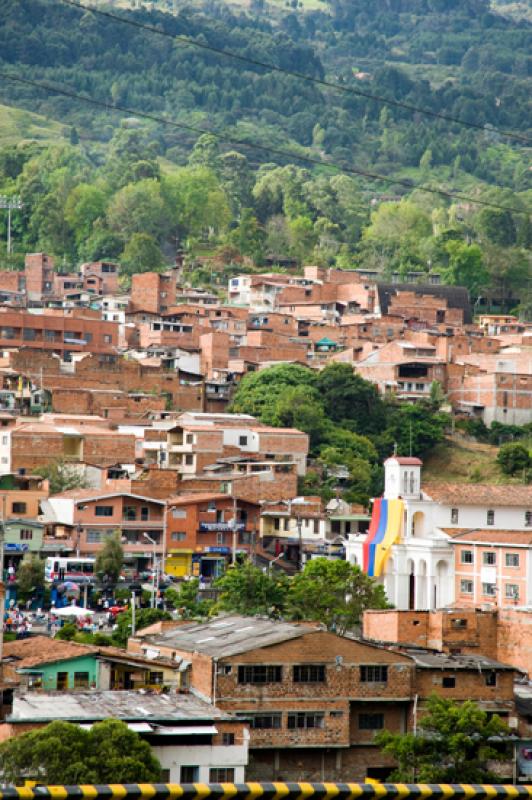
[3,784,532,800]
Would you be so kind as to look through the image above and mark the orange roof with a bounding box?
[423,482,532,507]
[446,528,532,545]
[3,636,96,670]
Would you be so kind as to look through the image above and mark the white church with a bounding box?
[345,455,532,610]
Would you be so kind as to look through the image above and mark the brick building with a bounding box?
[44,489,165,572]
[0,308,119,358]
[363,606,532,682]
[128,615,414,781]
[129,271,177,314]
[80,261,120,296]
[9,414,136,474]
[166,493,259,578]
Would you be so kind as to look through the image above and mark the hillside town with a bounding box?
[0,250,528,783]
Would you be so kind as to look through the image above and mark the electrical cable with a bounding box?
[59,0,532,146]
[1,71,528,215]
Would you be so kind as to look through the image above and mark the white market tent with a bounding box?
[54,605,94,617]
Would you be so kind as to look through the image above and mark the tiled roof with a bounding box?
[423,482,532,507]
[445,528,532,545]
[3,636,96,670]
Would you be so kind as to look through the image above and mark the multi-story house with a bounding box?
[355,339,448,400]
[166,493,259,579]
[347,455,532,611]
[43,489,165,573]
[451,527,532,608]
[127,614,415,782]
[2,689,249,784]
[143,412,309,478]
[9,414,136,474]
[0,308,119,359]
[80,261,120,296]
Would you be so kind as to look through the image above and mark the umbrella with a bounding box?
[54,605,94,617]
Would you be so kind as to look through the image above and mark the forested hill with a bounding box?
[0,0,530,193]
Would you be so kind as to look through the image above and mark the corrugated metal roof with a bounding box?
[8,690,232,722]
[143,615,313,657]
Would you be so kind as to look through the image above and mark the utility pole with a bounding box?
[231,492,238,565]
[297,513,303,572]
[0,196,22,255]
[0,495,6,676]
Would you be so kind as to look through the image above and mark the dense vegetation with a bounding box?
[0,0,530,309]
[230,363,449,503]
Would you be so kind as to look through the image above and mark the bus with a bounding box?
[44,557,96,584]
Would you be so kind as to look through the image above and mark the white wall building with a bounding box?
[346,456,532,611]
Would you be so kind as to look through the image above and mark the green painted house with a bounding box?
[4,637,100,692]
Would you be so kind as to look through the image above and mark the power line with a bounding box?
[1,71,528,215]
[59,0,532,146]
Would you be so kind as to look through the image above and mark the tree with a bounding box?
[113,607,172,648]
[377,403,448,459]
[376,695,511,782]
[287,558,388,634]
[497,442,530,476]
[442,241,488,297]
[107,179,168,241]
[316,363,386,434]
[0,719,161,784]
[477,208,517,247]
[165,578,212,618]
[120,232,164,275]
[33,458,88,495]
[16,555,45,595]
[229,363,316,423]
[214,560,288,617]
[95,531,124,586]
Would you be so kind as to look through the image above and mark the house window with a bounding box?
[87,530,102,544]
[526,511,532,527]
[185,433,194,444]
[451,508,459,524]
[487,509,495,526]
[185,454,194,466]
[482,583,496,596]
[460,580,473,594]
[442,676,456,688]
[248,714,282,729]
[222,732,235,745]
[360,665,388,683]
[485,672,497,687]
[238,665,282,684]
[293,665,326,683]
[140,507,149,521]
[505,584,519,600]
[180,766,199,783]
[148,671,163,685]
[103,334,112,344]
[171,532,186,541]
[95,506,113,517]
[74,672,90,688]
[483,551,496,565]
[124,507,136,521]
[239,435,248,446]
[12,502,27,514]
[506,553,520,568]
[210,768,235,783]
[20,529,33,540]
[287,712,324,730]
[451,618,467,629]
[358,713,384,730]
[460,550,473,564]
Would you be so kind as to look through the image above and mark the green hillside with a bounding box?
[0,103,67,146]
